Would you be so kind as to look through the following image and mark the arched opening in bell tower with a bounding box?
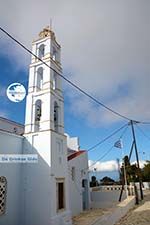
[34,99,42,132]
[38,44,45,58]
[54,101,59,132]
[52,47,57,61]
[36,67,43,91]
[53,71,57,90]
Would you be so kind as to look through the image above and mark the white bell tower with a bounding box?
[25,27,64,135]
[23,27,72,225]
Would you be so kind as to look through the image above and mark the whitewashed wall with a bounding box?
[66,135,79,150]
[22,131,72,225]
[143,182,150,189]
[93,196,135,225]
[68,152,90,216]
[91,190,126,208]
[0,130,23,225]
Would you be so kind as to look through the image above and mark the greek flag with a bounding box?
[114,139,123,149]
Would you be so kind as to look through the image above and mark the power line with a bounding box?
[68,126,129,193]
[87,123,128,152]
[1,27,150,124]
[119,125,129,139]
[136,124,150,142]
[87,123,129,171]
[70,145,114,194]
[88,146,114,170]
[68,124,128,188]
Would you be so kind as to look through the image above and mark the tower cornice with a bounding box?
[32,26,61,48]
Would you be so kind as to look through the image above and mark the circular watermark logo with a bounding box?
[6,83,26,103]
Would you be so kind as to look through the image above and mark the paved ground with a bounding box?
[72,208,112,225]
[115,190,150,225]
[73,191,150,225]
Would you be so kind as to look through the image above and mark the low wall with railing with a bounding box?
[90,185,135,208]
[92,196,135,225]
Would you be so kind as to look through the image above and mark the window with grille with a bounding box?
[0,176,7,215]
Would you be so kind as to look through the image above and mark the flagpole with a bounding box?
[122,149,128,198]
[114,139,128,198]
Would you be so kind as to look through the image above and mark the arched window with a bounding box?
[38,44,45,58]
[37,67,43,91]
[54,101,59,132]
[0,176,7,215]
[52,47,57,61]
[53,71,57,90]
[34,100,42,132]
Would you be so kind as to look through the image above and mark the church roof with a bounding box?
[67,149,86,161]
[0,117,24,135]
[0,117,23,126]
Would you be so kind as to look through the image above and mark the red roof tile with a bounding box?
[68,150,86,161]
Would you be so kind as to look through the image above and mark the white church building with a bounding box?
[0,27,90,225]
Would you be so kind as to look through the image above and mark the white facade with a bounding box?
[66,134,80,151]
[67,136,90,216]
[0,130,23,225]
[0,27,90,225]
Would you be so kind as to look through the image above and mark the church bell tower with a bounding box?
[23,27,72,225]
[25,27,64,135]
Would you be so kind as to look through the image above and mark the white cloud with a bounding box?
[0,0,150,125]
[131,160,147,169]
[89,159,147,172]
[89,160,119,172]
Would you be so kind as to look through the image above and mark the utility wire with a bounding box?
[87,123,128,152]
[88,146,114,170]
[68,124,128,189]
[119,125,129,139]
[68,125,129,192]
[69,145,114,193]
[136,124,150,142]
[87,124,128,171]
[1,27,150,124]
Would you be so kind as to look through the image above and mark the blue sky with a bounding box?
[0,51,150,181]
[0,0,150,180]
[0,54,28,123]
